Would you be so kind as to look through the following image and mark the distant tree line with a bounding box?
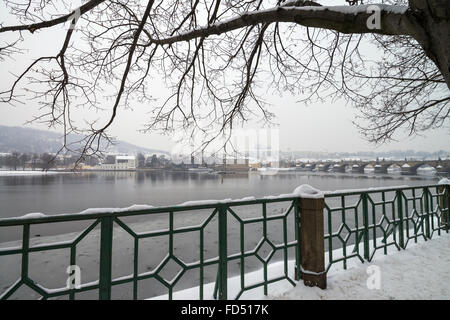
[0,152,100,170]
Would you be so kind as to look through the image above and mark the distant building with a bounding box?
[215,158,249,172]
[100,155,137,170]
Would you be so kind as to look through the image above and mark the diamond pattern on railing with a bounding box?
[409,209,423,229]
[254,238,276,263]
[408,208,419,219]
[337,223,352,244]
[156,255,186,285]
[378,216,390,232]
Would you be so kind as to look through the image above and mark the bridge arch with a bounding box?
[416,164,437,176]
[387,163,401,174]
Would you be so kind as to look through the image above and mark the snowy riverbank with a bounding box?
[0,170,68,176]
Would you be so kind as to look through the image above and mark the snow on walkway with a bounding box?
[153,232,450,300]
[272,232,450,300]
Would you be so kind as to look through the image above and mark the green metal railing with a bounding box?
[0,196,299,300]
[0,183,448,300]
[323,184,449,272]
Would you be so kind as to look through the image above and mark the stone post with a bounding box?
[439,184,450,228]
[298,197,327,289]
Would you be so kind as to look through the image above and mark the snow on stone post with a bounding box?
[298,197,327,289]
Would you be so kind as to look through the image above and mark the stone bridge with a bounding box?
[296,160,450,175]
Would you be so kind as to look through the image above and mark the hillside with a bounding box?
[0,125,165,155]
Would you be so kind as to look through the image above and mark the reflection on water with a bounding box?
[0,170,443,241]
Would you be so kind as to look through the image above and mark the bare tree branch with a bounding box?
[0,0,448,165]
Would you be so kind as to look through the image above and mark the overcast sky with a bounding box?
[0,1,448,153]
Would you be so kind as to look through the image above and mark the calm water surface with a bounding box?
[0,170,442,242]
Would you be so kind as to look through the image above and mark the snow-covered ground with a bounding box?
[152,232,450,300]
[275,233,450,300]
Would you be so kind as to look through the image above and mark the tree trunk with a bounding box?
[409,0,450,88]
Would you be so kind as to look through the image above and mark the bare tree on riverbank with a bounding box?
[0,0,448,162]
